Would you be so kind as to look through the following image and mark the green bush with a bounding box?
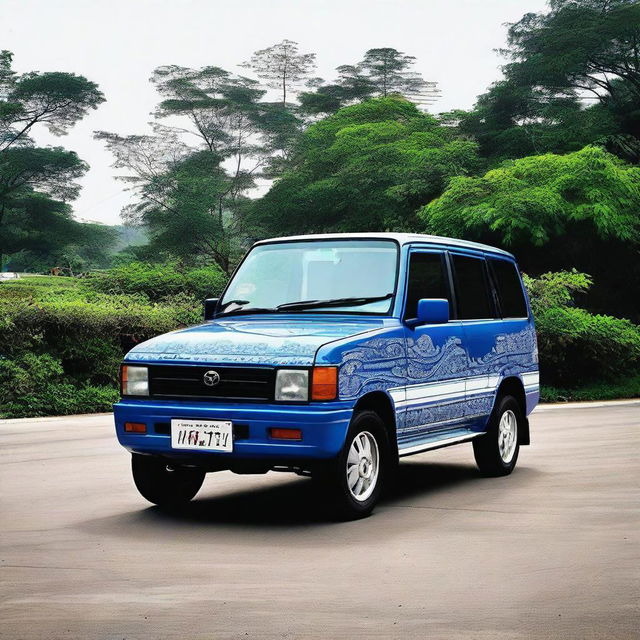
[535,306,640,386]
[83,261,228,302]
[0,278,202,418]
[523,269,592,314]
[525,270,640,387]
[0,353,119,418]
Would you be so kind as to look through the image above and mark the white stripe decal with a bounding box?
[387,371,539,408]
[404,379,466,402]
[522,372,539,385]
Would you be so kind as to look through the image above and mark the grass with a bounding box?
[541,375,640,403]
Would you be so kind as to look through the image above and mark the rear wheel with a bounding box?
[131,454,205,507]
[315,410,389,520]
[473,395,522,476]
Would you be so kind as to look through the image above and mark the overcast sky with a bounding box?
[1,0,548,226]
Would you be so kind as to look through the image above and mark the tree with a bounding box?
[299,47,440,115]
[299,66,375,115]
[504,0,640,104]
[132,151,235,272]
[254,97,482,235]
[0,50,105,268]
[422,146,640,245]
[97,65,293,273]
[242,40,316,106]
[456,82,619,160]
[4,197,117,274]
[420,146,640,319]
[466,1,640,162]
[0,51,104,150]
[359,48,439,103]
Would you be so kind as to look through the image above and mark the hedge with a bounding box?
[0,281,202,417]
[1,268,639,418]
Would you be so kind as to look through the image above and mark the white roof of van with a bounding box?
[255,232,514,258]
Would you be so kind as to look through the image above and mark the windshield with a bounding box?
[220,239,399,315]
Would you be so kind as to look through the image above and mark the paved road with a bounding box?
[1,402,639,640]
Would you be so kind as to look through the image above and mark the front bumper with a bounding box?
[114,398,354,463]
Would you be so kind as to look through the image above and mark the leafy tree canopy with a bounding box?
[504,0,640,103]
[0,50,104,150]
[421,146,640,246]
[132,151,239,271]
[461,1,640,162]
[0,50,106,269]
[455,83,619,160]
[299,48,439,114]
[254,97,481,234]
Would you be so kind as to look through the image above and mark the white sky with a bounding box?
[1,0,548,225]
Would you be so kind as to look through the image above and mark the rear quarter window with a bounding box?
[489,258,528,318]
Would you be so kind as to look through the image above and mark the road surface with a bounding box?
[1,402,639,639]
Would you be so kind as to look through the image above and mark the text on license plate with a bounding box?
[170,419,233,452]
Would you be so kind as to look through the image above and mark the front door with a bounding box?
[399,249,468,447]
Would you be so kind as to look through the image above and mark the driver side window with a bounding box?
[404,251,450,319]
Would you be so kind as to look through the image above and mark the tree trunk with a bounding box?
[282,69,287,107]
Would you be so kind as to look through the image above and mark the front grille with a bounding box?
[148,365,275,402]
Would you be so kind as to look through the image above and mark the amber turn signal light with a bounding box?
[124,422,147,433]
[311,366,338,401]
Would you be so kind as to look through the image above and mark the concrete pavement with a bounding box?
[1,402,639,639]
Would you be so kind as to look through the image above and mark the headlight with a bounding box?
[275,369,309,402]
[121,365,149,396]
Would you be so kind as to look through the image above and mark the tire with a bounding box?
[315,410,390,521]
[131,454,205,507]
[473,394,522,477]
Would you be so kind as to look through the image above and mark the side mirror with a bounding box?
[204,298,219,321]
[406,298,449,327]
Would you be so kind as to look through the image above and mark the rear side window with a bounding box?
[489,258,528,318]
[452,254,495,320]
[404,252,450,318]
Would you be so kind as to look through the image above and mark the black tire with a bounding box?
[131,454,205,507]
[315,410,390,521]
[473,394,522,477]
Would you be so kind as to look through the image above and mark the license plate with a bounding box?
[171,419,233,452]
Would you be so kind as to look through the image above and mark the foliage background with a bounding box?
[1,0,640,417]
[1,266,639,418]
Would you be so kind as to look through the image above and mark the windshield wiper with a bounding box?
[219,299,252,311]
[276,293,394,312]
[218,299,276,316]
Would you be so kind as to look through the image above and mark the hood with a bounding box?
[125,315,385,366]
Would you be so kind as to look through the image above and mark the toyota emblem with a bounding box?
[203,370,221,387]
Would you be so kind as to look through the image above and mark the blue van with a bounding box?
[114,233,538,519]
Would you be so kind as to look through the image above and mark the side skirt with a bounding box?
[398,432,482,458]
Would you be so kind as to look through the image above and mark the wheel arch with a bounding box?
[494,376,530,445]
[352,391,398,458]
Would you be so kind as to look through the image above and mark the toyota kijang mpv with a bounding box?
[115,233,539,519]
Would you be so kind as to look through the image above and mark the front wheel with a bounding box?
[473,395,522,477]
[315,410,389,520]
[131,454,205,507]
